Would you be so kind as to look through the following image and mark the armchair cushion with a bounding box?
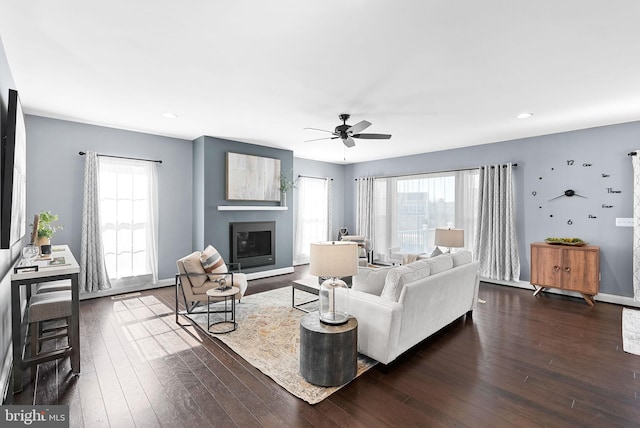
[200,245,228,280]
[182,251,208,287]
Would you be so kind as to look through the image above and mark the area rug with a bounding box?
[183,286,377,404]
[622,307,640,355]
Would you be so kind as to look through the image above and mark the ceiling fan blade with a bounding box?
[343,137,356,148]
[304,127,335,134]
[304,136,339,142]
[352,133,392,139]
[347,120,371,135]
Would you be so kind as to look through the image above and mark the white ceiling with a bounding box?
[1,1,640,164]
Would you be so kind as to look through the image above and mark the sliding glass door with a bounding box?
[373,169,479,260]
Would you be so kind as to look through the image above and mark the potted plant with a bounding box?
[34,211,63,252]
[279,171,297,207]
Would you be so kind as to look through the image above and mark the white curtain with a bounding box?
[99,157,159,284]
[356,177,375,240]
[632,152,640,301]
[293,176,330,264]
[79,152,111,293]
[474,163,520,281]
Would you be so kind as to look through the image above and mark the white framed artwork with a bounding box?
[226,152,281,201]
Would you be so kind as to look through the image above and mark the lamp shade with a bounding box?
[434,228,464,248]
[309,241,359,278]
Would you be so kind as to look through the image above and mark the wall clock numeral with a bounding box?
[588,215,597,219]
[531,191,537,196]
[602,173,610,177]
[567,219,573,225]
[602,204,614,208]
[583,163,592,167]
[567,160,574,165]
[606,188,622,194]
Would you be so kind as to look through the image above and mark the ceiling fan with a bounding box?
[305,114,392,148]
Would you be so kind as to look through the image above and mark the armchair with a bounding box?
[175,245,248,322]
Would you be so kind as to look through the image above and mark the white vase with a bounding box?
[280,192,287,207]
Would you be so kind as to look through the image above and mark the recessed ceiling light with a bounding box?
[162,112,178,119]
[517,112,533,119]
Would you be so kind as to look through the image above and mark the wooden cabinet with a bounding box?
[530,242,600,306]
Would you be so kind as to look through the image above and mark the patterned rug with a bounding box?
[183,286,377,404]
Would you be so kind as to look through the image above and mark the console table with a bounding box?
[530,242,600,306]
[10,245,80,393]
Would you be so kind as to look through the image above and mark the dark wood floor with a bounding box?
[10,267,640,427]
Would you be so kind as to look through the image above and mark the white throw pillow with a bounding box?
[424,254,453,274]
[352,266,393,296]
[452,250,472,267]
[381,260,431,301]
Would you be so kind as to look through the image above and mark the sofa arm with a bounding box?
[346,289,404,364]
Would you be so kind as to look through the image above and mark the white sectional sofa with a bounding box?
[344,251,479,364]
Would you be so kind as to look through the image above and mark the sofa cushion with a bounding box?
[182,251,208,287]
[452,250,473,267]
[381,260,431,301]
[200,245,228,280]
[424,254,454,274]
[353,266,393,296]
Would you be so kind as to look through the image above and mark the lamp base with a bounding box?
[319,278,349,325]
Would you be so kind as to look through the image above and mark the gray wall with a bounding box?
[24,116,194,281]
[0,35,24,401]
[346,121,640,298]
[197,136,294,272]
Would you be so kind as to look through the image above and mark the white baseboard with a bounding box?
[80,278,174,300]
[482,277,640,308]
[245,267,295,280]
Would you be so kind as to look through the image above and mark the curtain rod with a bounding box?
[79,151,163,164]
[354,163,518,180]
[629,152,637,156]
[298,174,333,181]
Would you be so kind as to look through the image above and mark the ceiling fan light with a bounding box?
[517,112,533,119]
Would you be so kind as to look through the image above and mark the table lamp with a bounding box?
[434,228,464,253]
[309,241,358,325]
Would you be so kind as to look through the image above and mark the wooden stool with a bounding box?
[28,290,72,380]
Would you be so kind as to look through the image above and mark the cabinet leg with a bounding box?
[580,293,596,306]
[533,286,545,296]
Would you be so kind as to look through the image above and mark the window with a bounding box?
[99,157,158,285]
[373,169,479,259]
[294,176,331,265]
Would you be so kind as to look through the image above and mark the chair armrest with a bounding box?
[226,262,242,272]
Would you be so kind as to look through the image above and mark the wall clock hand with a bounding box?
[548,189,587,201]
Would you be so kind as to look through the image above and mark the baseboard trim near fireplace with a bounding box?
[245,267,295,280]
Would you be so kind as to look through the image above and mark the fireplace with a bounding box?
[230,221,276,269]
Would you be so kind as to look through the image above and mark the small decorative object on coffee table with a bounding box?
[206,286,239,334]
[299,312,358,387]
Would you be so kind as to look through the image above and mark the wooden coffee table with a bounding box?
[292,276,320,313]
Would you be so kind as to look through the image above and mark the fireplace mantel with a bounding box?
[217,206,288,211]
